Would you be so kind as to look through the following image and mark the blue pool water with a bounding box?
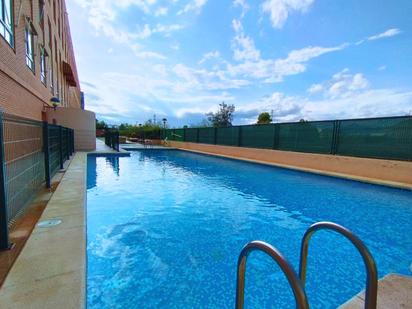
[87,150,412,308]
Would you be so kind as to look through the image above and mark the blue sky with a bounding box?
[67,0,412,127]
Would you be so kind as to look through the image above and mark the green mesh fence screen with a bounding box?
[3,114,45,223]
[163,116,412,161]
[48,125,61,177]
[240,124,274,149]
[168,129,184,141]
[277,121,335,154]
[62,127,68,160]
[184,128,198,142]
[198,128,215,144]
[164,129,173,140]
[216,127,239,146]
[336,117,412,160]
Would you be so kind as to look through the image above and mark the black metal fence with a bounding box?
[0,112,74,250]
[105,129,120,151]
[163,116,412,161]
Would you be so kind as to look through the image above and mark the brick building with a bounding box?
[0,0,81,120]
[0,0,95,150]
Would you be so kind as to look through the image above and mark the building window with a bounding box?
[53,0,56,22]
[50,60,54,94]
[48,18,52,48]
[40,47,47,85]
[25,27,35,71]
[0,0,13,46]
[39,0,45,27]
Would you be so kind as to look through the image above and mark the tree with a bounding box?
[257,112,272,124]
[96,119,108,130]
[206,102,235,127]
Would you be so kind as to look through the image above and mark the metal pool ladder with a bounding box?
[235,221,378,309]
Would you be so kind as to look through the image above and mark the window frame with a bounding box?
[0,0,14,48]
[50,57,54,94]
[40,46,47,85]
[25,25,35,72]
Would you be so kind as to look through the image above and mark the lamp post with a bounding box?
[138,123,143,141]
[50,97,61,110]
[43,97,61,112]
[162,118,167,140]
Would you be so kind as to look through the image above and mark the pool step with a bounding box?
[339,274,412,309]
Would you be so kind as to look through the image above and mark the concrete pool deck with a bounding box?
[340,274,412,309]
[0,153,87,308]
[0,143,410,308]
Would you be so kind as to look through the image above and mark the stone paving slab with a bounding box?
[339,274,412,309]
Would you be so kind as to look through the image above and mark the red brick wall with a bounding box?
[0,0,81,121]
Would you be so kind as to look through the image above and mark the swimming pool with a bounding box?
[86,150,412,308]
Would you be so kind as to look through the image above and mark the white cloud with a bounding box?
[367,28,401,41]
[153,24,184,36]
[237,87,412,124]
[74,0,183,59]
[232,33,261,62]
[178,0,208,15]
[154,7,168,16]
[308,69,369,99]
[261,0,314,29]
[378,65,387,71]
[227,44,347,83]
[233,0,249,18]
[134,50,167,60]
[199,51,221,64]
[228,14,348,83]
[170,42,180,50]
[173,63,250,91]
[232,19,243,33]
[307,83,323,94]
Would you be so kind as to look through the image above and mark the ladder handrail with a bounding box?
[298,222,378,309]
[235,240,309,309]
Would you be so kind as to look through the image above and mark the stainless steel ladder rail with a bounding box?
[298,222,378,309]
[235,240,310,309]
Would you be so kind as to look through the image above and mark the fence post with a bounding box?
[273,124,279,150]
[43,122,51,188]
[59,126,64,169]
[331,120,340,155]
[0,112,11,250]
[66,129,70,159]
[69,130,72,156]
[72,129,75,154]
[214,127,217,144]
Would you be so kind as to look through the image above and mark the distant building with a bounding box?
[0,0,95,150]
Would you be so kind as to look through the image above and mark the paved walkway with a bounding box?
[92,139,130,155]
[93,138,117,153]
